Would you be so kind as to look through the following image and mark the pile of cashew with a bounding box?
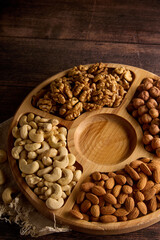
[11,113,82,210]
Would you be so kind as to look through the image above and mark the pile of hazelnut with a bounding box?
[127,77,160,157]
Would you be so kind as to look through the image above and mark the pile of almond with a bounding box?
[70,158,160,223]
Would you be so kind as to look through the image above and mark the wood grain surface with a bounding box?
[0,0,160,239]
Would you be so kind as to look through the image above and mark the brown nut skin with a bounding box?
[149,108,159,118]
[141,114,152,124]
[156,148,160,157]
[132,98,144,109]
[151,138,160,149]
[142,78,153,84]
[146,99,158,109]
[138,91,150,101]
[142,134,153,145]
[149,86,160,98]
[151,118,160,126]
[149,124,159,135]
[132,110,138,118]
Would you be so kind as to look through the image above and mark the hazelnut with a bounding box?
[142,134,153,145]
[132,98,144,109]
[151,118,160,126]
[149,124,159,135]
[137,84,145,92]
[142,124,150,130]
[132,110,138,118]
[151,138,160,149]
[142,78,154,84]
[143,82,153,90]
[156,148,160,157]
[138,91,150,101]
[149,108,159,118]
[141,113,152,124]
[156,96,160,103]
[154,80,160,90]
[127,103,134,112]
[138,117,143,124]
[149,87,160,98]
[146,99,158,109]
[143,130,150,135]
[145,144,153,152]
[137,105,148,116]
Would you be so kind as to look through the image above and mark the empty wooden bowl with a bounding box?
[7,63,160,234]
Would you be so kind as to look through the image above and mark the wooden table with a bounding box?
[0,0,160,239]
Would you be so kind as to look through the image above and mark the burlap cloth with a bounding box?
[0,118,70,237]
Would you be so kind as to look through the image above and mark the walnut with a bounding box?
[37,99,52,112]
[83,103,102,111]
[65,102,83,120]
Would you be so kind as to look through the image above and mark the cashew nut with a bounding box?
[20,149,27,159]
[46,197,64,210]
[36,141,50,154]
[73,170,82,181]
[14,138,24,146]
[50,183,62,199]
[44,187,52,197]
[58,169,73,186]
[20,125,31,139]
[29,129,44,143]
[12,146,23,159]
[50,119,59,126]
[37,166,53,177]
[44,167,62,182]
[25,174,42,188]
[48,135,65,148]
[39,118,49,123]
[42,156,52,166]
[58,127,67,137]
[38,148,57,160]
[12,126,20,138]
[35,116,41,123]
[25,143,41,152]
[27,113,35,122]
[54,147,68,161]
[53,156,69,169]
[61,185,71,192]
[19,158,39,174]
[0,149,7,163]
[34,186,47,195]
[29,121,38,129]
[67,165,76,172]
[37,179,45,187]
[28,151,38,159]
[19,115,28,127]
[38,122,53,132]
[68,154,76,166]
[2,187,17,204]
[44,180,54,187]
[0,169,6,185]
[62,191,67,199]
[37,160,45,169]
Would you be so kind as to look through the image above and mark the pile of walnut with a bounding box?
[127,77,160,157]
[70,158,160,223]
[11,113,82,210]
[32,63,133,120]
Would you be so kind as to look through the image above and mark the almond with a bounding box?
[113,203,122,209]
[130,160,142,169]
[153,168,160,183]
[90,216,99,222]
[127,207,139,220]
[76,191,85,204]
[105,177,115,190]
[148,196,157,212]
[122,185,133,194]
[125,197,135,212]
[73,204,80,212]
[140,162,152,176]
[137,172,148,190]
[134,191,145,202]
[140,157,151,163]
[118,216,127,221]
[80,199,91,213]
[92,185,106,196]
[101,173,109,181]
[101,206,116,215]
[137,202,147,215]
[92,172,101,181]
[142,180,154,192]
[112,185,122,197]
[104,193,117,204]
[118,193,128,204]
[154,184,160,194]
[96,180,105,187]
[114,208,128,217]
[100,215,117,223]
[143,187,156,201]
[125,175,134,186]
[156,195,160,202]
[125,165,140,181]
[86,193,99,205]
[81,182,95,192]
[108,172,116,178]
[90,205,100,218]
[115,175,126,185]
[99,196,105,207]
[70,210,83,219]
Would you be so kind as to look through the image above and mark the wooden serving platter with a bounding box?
[7,63,160,235]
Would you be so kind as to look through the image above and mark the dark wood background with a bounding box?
[0,0,160,239]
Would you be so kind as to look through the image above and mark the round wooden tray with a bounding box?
[7,63,160,235]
